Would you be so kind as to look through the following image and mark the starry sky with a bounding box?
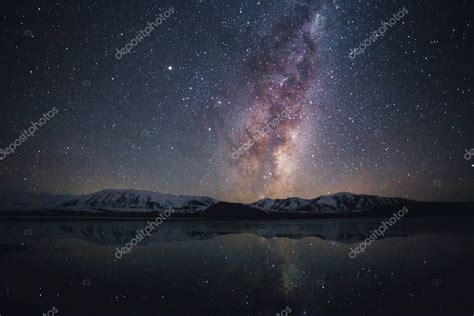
[0,0,472,203]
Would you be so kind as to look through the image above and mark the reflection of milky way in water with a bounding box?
[228,4,325,200]
[2,220,473,315]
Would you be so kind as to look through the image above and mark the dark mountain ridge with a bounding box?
[0,189,472,219]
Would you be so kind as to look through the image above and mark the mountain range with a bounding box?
[0,189,472,219]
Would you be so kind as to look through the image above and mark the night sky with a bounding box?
[0,0,472,203]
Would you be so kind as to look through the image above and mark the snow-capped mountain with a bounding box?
[250,192,403,214]
[304,192,403,214]
[0,189,471,218]
[0,189,217,213]
[60,189,217,213]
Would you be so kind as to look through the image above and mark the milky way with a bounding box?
[226,3,325,200]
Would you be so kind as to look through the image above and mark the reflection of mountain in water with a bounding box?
[49,226,393,245]
[4,219,470,247]
[58,226,138,245]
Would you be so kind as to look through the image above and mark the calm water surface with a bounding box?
[0,218,473,316]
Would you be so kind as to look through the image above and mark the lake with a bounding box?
[0,218,473,315]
